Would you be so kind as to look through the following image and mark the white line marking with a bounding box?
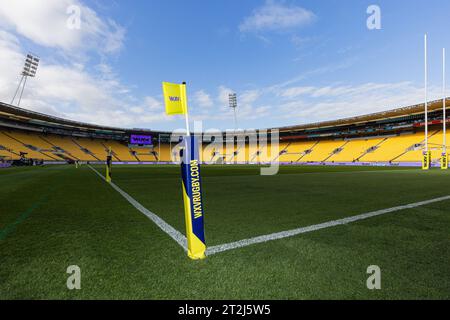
[206,195,450,256]
[88,164,450,257]
[88,165,187,251]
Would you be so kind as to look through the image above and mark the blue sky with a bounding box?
[0,0,450,131]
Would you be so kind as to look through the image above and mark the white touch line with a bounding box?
[88,165,187,251]
[206,195,450,256]
[88,164,450,257]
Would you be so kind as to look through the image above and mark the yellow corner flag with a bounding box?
[162,82,187,115]
[162,81,206,260]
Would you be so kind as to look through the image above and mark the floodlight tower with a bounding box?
[11,53,40,107]
[228,93,238,132]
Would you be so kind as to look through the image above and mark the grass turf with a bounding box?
[0,164,449,299]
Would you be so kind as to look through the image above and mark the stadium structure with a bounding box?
[0,99,449,167]
[2,97,450,300]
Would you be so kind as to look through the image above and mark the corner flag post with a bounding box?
[442,48,448,170]
[423,34,431,170]
[162,81,206,260]
[182,82,191,137]
[106,147,112,183]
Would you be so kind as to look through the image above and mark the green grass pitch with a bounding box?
[0,164,449,299]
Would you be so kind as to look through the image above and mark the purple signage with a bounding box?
[130,134,153,145]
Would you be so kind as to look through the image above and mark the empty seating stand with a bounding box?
[1,127,448,164]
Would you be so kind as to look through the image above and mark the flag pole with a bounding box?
[162,82,206,259]
[443,48,448,169]
[443,48,447,155]
[423,34,431,170]
[182,82,191,137]
[177,81,206,260]
[425,34,428,153]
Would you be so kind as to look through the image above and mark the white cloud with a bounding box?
[189,87,228,121]
[275,82,442,124]
[0,31,33,103]
[0,1,171,129]
[240,0,315,33]
[144,96,163,111]
[270,59,357,90]
[0,0,125,54]
[240,89,260,105]
[187,86,270,124]
[188,81,442,129]
[0,1,437,131]
[218,85,234,106]
[0,27,168,128]
[193,90,213,108]
[279,86,315,98]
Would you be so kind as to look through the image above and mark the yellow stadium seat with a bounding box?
[394,131,448,162]
[328,138,385,162]
[361,132,434,162]
[278,140,318,162]
[300,140,347,162]
[0,130,55,160]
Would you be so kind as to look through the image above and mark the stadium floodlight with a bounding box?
[228,93,238,132]
[11,53,40,107]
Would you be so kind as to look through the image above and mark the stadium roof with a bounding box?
[0,101,158,135]
[1,99,449,135]
[276,98,450,133]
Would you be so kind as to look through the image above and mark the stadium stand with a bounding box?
[102,139,135,162]
[259,142,273,163]
[133,147,158,162]
[327,137,385,162]
[394,130,450,162]
[156,142,175,162]
[1,130,55,160]
[74,138,109,160]
[280,140,319,162]
[0,99,449,165]
[360,132,434,162]
[40,134,97,161]
[246,142,260,163]
[300,140,348,162]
